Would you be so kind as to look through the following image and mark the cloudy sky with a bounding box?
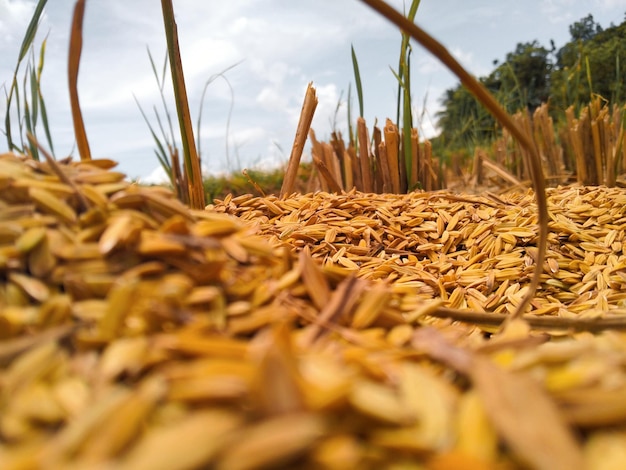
[1,0,625,181]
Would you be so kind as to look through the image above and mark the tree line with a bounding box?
[434,13,626,151]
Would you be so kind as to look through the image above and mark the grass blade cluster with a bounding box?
[396,0,420,186]
[135,50,178,191]
[3,0,54,160]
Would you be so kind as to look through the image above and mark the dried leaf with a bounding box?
[413,328,584,470]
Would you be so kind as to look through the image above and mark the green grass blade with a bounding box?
[614,53,621,104]
[14,76,25,151]
[153,105,173,149]
[153,149,172,178]
[395,0,420,187]
[142,46,178,184]
[35,37,54,156]
[36,36,47,79]
[134,95,173,183]
[402,53,413,184]
[37,90,54,156]
[395,0,421,127]
[351,44,364,118]
[149,49,178,152]
[585,55,593,99]
[29,54,39,128]
[147,48,162,89]
[390,64,413,185]
[16,0,48,64]
[4,0,47,152]
[347,82,355,147]
[23,89,38,160]
[4,80,16,150]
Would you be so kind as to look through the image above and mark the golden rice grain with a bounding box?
[4,152,626,468]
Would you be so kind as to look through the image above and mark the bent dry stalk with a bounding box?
[358,0,548,320]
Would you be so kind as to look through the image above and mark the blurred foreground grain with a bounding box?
[2,152,626,469]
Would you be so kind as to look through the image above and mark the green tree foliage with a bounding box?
[552,14,626,113]
[435,82,496,150]
[436,14,626,150]
[567,13,603,42]
[493,41,552,111]
[435,41,552,149]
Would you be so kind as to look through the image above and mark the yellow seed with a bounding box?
[99,214,134,254]
[137,231,186,256]
[351,282,391,329]
[9,272,50,302]
[349,380,414,426]
[29,187,77,223]
[119,409,243,470]
[216,413,325,470]
[15,226,46,253]
[28,232,56,278]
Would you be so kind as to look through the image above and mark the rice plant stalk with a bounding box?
[396,0,420,187]
[68,0,91,161]
[359,0,548,321]
[280,83,318,197]
[612,106,625,180]
[160,0,205,209]
[357,117,372,191]
[347,83,355,147]
[383,119,400,193]
[395,0,420,127]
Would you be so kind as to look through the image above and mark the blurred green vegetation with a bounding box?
[433,14,626,160]
[6,5,625,199]
[204,161,314,203]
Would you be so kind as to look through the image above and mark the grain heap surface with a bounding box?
[213,186,626,320]
[2,151,626,469]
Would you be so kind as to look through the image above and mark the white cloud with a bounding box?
[450,47,490,77]
[540,0,578,23]
[310,82,343,135]
[256,86,289,110]
[181,38,242,81]
[249,59,298,87]
[596,0,626,9]
[140,165,169,185]
[0,0,34,41]
[3,0,626,181]
[229,126,266,146]
[415,55,445,76]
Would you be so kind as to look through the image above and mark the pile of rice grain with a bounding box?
[2,152,626,470]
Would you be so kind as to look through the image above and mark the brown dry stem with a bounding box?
[281,83,318,197]
[358,0,548,321]
[68,0,91,161]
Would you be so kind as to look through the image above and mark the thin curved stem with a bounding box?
[358,0,548,320]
